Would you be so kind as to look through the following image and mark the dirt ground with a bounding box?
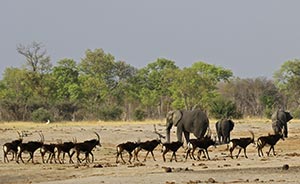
[0,119,300,184]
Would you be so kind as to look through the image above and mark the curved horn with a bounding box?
[39,132,44,143]
[249,131,254,141]
[17,131,22,139]
[94,132,100,141]
[73,137,77,144]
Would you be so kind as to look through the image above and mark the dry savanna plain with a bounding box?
[0,118,300,184]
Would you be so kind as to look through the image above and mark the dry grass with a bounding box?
[0,118,299,184]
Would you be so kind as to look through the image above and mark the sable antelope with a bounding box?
[40,143,57,163]
[16,132,44,163]
[55,139,76,164]
[73,132,101,163]
[162,141,183,162]
[134,139,161,162]
[134,125,164,162]
[229,131,255,159]
[185,136,216,161]
[257,133,284,157]
[116,141,139,164]
[3,131,23,163]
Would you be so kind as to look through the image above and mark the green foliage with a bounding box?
[274,59,300,110]
[2,43,293,121]
[264,108,273,119]
[52,59,82,101]
[218,77,283,117]
[133,109,146,121]
[31,108,52,122]
[54,101,78,121]
[136,58,178,117]
[291,109,300,119]
[99,106,123,121]
[170,62,233,110]
[210,96,242,119]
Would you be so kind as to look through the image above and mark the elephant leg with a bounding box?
[272,122,281,135]
[183,131,190,145]
[283,124,288,138]
[177,127,183,143]
[218,135,221,144]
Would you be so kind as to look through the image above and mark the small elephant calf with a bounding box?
[215,119,234,144]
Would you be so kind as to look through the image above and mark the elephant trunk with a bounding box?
[166,127,171,143]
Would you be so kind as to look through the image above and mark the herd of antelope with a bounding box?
[3,131,101,164]
[2,125,285,164]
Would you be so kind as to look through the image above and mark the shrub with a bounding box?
[291,109,300,119]
[31,108,52,122]
[99,106,123,121]
[133,109,146,121]
[210,97,242,119]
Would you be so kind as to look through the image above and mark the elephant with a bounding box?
[271,109,293,138]
[215,119,235,144]
[166,109,209,144]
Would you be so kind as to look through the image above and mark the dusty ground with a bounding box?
[0,119,300,184]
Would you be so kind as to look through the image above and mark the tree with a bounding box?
[170,62,233,110]
[17,41,52,73]
[78,49,137,120]
[135,58,178,118]
[0,68,31,120]
[16,42,53,99]
[274,59,300,114]
[218,77,283,117]
[52,59,81,101]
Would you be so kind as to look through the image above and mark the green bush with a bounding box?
[210,97,242,119]
[291,109,300,119]
[133,109,146,121]
[31,108,52,122]
[99,106,123,121]
[264,108,273,119]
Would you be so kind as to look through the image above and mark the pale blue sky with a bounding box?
[1,1,300,78]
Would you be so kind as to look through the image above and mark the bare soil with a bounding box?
[0,119,300,184]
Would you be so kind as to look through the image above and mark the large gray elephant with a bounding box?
[215,119,234,144]
[271,109,293,138]
[166,109,209,143]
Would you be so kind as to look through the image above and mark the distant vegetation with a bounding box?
[0,41,299,122]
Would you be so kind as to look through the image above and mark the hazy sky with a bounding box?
[1,1,300,78]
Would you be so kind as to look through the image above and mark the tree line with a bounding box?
[0,42,299,122]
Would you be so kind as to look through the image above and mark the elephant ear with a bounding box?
[172,110,183,127]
